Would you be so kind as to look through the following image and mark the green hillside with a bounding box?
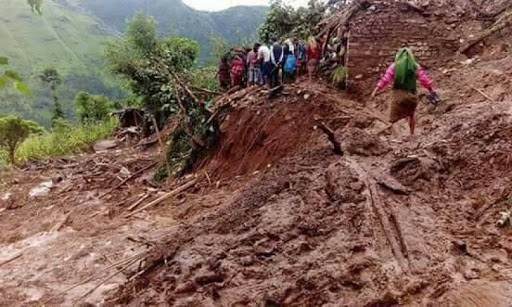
[65,0,267,58]
[0,0,266,127]
[0,0,122,126]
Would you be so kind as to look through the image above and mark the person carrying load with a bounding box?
[371,48,439,135]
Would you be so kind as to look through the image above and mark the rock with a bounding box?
[28,181,53,199]
[241,256,254,266]
[304,94,311,100]
[355,74,363,79]
[453,240,468,254]
[1,193,11,201]
[461,58,474,66]
[120,167,131,176]
[92,139,118,152]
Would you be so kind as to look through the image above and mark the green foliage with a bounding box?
[258,0,326,42]
[330,66,347,86]
[106,12,200,114]
[75,92,112,123]
[15,119,116,163]
[0,115,43,164]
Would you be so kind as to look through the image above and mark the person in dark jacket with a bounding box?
[269,37,284,88]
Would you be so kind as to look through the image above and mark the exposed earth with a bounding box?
[1,4,512,307]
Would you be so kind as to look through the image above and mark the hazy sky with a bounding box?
[183,0,310,11]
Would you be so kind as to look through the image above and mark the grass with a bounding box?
[10,119,117,164]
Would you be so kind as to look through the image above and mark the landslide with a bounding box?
[110,44,512,305]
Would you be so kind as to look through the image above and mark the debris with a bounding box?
[127,193,152,211]
[470,85,495,102]
[0,253,23,267]
[315,119,343,155]
[453,240,468,254]
[497,211,511,227]
[125,179,198,217]
[51,212,72,231]
[99,161,158,199]
[29,181,53,199]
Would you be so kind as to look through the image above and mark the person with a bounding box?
[306,36,321,81]
[247,43,262,87]
[269,37,284,88]
[230,52,245,88]
[371,47,437,135]
[294,38,306,76]
[283,46,296,83]
[217,55,231,89]
[257,43,271,86]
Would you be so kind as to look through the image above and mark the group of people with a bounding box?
[218,36,438,137]
[217,36,324,90]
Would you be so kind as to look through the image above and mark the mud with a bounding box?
[1,5,512,305]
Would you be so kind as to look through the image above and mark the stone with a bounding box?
[92,139,118,152]
[29,181,53,199]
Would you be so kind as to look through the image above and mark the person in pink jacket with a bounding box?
[371,48,437,135]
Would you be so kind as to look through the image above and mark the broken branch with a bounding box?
[125,179,198,217]
[99,161,158,199]
[315,119,343,155]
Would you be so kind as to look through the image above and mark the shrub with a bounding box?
[0,115,43,164]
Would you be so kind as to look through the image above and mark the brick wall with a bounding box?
[347,1,459,91]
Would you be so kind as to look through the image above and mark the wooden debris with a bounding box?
[315,119,343,155]
[51,212,72,231]
[470,85,495,102]
[99,161,158,199]
[127,193,152,211]
[0,253,23,267]
[125,179,198,217]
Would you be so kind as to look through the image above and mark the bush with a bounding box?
[15,119,117,163]
[75,91,112,123]
[0,115,44,164]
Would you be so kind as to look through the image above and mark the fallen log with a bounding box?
[125,179,198,217]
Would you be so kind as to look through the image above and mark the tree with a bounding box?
[75,91,111,123]
[39,68,63,124]
[105,12,200,114]
[106,12,216,179]
[0,115,43,164]
[258,0,327,42]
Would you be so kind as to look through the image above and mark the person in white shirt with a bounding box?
[257,44,271,86]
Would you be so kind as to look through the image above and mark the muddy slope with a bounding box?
[111,51,512,306]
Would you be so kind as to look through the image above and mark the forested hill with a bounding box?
[61,0,268,59]
[0,0,266,126]
[0,0,122,126]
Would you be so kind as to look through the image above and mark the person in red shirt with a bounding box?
[305,36,322,81]
[230,54,245,88]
